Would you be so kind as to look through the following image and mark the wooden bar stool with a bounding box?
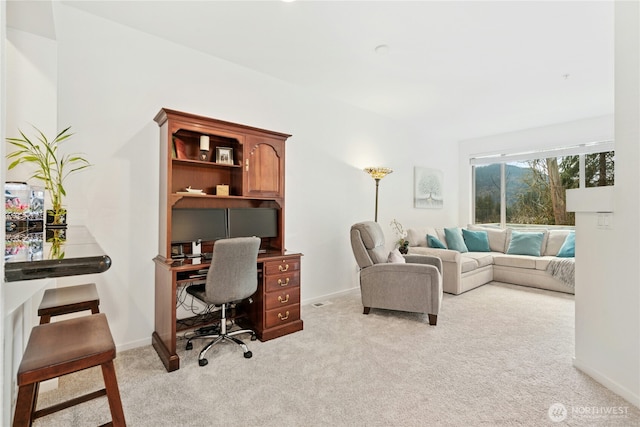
[13,313,126,426]
[38,283,100,324]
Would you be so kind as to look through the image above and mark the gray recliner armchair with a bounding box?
[350,221,443,325]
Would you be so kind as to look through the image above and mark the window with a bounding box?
[472,145,614,227]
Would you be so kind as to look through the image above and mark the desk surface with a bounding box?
[4,226,112,282]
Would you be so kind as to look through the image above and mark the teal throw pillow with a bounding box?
[444,227,468,253]
[506,231,544,256]
[556,232,575,257]
[427,234,446,249]
[462,229,490,252]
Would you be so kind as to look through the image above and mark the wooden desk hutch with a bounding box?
[152,109,302,372]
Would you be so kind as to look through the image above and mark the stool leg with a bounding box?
[101,360,126,427]
[13,383,37,427]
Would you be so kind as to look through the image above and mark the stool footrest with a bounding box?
[34,388,107,419]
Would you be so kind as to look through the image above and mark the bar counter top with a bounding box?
[4,226,111,282]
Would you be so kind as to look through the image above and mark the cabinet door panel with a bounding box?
[245,138,284,198]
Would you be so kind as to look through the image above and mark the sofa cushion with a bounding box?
[464,252,494,268]
[493,254,537,269]
[506,231,545,256]
[444,227,469,253]
[460,256,479,273]
[556,232,575,257]
[407,227,439,247]
[544,230,573,256]
[535,256,554,271]
[427,234,446,249]
[387,249,406,263]
[462,229,490,252]
[506,228,549,255]
[468,224,508,253]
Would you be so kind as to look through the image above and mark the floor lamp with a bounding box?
[364,167,393,222]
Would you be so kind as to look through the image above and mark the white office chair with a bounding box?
[185,236,260,366]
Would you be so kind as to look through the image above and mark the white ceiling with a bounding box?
[10,1,615,141]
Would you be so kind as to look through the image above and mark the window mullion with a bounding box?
[500,163,506,227]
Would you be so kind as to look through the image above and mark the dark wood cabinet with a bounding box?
[152,109,302,372]
[242,254,303,341]
[153,108,289,258]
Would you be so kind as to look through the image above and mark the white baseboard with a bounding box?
[116,336,152,353]
[573,357,640,408]
[301,287,359,306]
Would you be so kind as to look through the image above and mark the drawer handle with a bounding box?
[278,278,290,287]
[278,311,290,321]
[279,264,289,272]
[278,294,290,304]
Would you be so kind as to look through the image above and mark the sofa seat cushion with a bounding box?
[464,252,495,269]
[535,256,556,271]
[460,256,479,273]
[492,254,537,269]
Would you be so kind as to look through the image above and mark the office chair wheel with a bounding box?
[244,351,252,359]
[250,334,257,341]
[186,341,193,351]
[199,358,208,367]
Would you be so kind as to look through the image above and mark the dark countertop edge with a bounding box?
[4,255,112,282]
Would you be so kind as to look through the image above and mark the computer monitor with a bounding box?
[171,208,227,243]
[227,208,278,238]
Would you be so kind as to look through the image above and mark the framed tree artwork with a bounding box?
[414,167,443,209]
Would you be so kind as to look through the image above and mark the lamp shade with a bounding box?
[364,167,393,180]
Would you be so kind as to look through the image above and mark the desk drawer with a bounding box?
[265,304,300,329]
[265,271,300,293]
[264,257,300,275]
[264,287,300,311]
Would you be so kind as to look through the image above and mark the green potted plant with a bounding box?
[390,218,410,254]
[6,126,91,227]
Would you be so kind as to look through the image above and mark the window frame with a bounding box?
[470,141,614,228]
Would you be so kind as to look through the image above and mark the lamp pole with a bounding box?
[374,178,381,222]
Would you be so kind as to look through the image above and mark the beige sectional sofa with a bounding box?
[406,225,575,295]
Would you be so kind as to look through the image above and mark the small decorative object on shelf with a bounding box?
[390,218,409,254]
[199,135,209,161]
[6,126,92,229]
[216,185,229,196]
[216,147,234,165]
[5,182,44,233]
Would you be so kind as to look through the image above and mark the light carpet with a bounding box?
[33,282,639,426]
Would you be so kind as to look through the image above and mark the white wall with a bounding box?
[31,4,458,350]
[572,1,640,407]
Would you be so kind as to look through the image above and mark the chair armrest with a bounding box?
[403,254,443,274]
[362,262,439,275]
[408,247,460,263]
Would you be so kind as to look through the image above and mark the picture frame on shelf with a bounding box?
[216,147,234,165]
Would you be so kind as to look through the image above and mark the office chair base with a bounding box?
[187,328,256,366]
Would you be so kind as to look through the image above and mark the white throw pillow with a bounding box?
[387,249,406,263]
